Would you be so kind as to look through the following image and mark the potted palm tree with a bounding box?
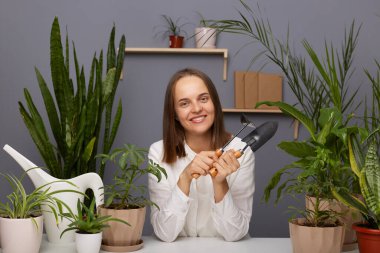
[60,198,129,253]
[257,102,366,253]
[211,1,363,251]
[97,144,167,252]
[0,172,72,253]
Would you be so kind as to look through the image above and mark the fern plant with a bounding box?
[19,17,125,179]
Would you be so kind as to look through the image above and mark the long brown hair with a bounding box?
[162,68,230,163]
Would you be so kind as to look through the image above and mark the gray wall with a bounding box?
[1,0,379,237]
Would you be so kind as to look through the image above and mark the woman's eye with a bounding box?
[200,96,209,103]
[179,101,189,107]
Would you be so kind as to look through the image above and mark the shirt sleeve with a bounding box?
[148,143,191,242]
[211,147,255,241]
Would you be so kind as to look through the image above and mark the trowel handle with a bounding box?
[209,150,243,177]
[191,148,224,179]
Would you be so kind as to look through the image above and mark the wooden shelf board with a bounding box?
[124,47,228,80]
[222,108,283,113]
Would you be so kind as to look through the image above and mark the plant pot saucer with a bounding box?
[101,240,143,252]
[342,241,357,252]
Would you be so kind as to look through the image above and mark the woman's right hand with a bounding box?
[177,151,217,195]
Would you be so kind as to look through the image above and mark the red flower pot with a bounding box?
[169,35,184,48]
[352,222,380,253]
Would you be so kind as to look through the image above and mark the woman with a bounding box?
[148,68,255,242]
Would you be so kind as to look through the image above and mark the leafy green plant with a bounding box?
[97,144,167,209]
[210,0,360,130]
[18,17,125,179]
[257,102,368,226]
[0,171,75,224]
[155,15,188,38]
[333,136,380,229]
[60,198,130,236]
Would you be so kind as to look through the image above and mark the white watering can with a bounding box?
[3,144,104,244]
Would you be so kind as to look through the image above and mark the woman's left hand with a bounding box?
[211,149,240,183]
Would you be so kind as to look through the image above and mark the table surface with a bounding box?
[1,235,360,253]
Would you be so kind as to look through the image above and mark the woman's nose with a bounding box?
[192,102,203,113]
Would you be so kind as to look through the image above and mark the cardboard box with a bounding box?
[234,71,283,109]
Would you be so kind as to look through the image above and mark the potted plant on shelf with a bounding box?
[97,143,167,252]
[156,15,188,48]
[193,12,217,48]
[0,172,72,253]
[60,198,130,253]
[332,134,380,253]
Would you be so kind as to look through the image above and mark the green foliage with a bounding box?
[211,0,360,130]
[0,171,76,223]
[60,198,130,236]
[259,103,367,226]
[333,137,380,229]
[97,144,167,209]
[19,17,125,179]
[155,15,188,38]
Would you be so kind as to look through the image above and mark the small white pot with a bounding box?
[75,231,102,253]
[0,216,43,253]
[194,27,217,48]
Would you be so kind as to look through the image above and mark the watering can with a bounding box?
[3,144,104,244]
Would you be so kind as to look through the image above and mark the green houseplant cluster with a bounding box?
[19,17,125,179]
[98,143,167,209]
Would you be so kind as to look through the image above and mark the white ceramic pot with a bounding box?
[0,216,43,253]
[194,27,217,48]
[3,144,104,244]
[75,232,102,253]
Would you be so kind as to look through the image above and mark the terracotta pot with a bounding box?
[289,218,345,253]
[306,196,362,251]
[352,222,380,253]
[99,206,145,252]
[0,216,43,253]
[169,35,184,48]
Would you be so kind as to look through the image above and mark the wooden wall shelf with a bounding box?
[124,47,228,80]
[222,108,282,113]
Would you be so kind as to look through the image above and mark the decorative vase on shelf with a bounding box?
[194,27,217,48]
[2,144,104,244]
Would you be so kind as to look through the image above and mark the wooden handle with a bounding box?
[192,148,224,179]
[209,150,243,177]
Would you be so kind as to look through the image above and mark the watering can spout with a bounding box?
[3,144,55,187]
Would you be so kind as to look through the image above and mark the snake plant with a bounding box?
[19,17,125,179]
[333,137,380,229]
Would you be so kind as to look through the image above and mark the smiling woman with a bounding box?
[147,68,256,242]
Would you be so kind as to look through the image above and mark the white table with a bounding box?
[1,235,359,253]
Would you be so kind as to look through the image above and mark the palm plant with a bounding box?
[19,17,125,179]
[210,0,360,130]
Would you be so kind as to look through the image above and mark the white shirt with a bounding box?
[148,137,255,242]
